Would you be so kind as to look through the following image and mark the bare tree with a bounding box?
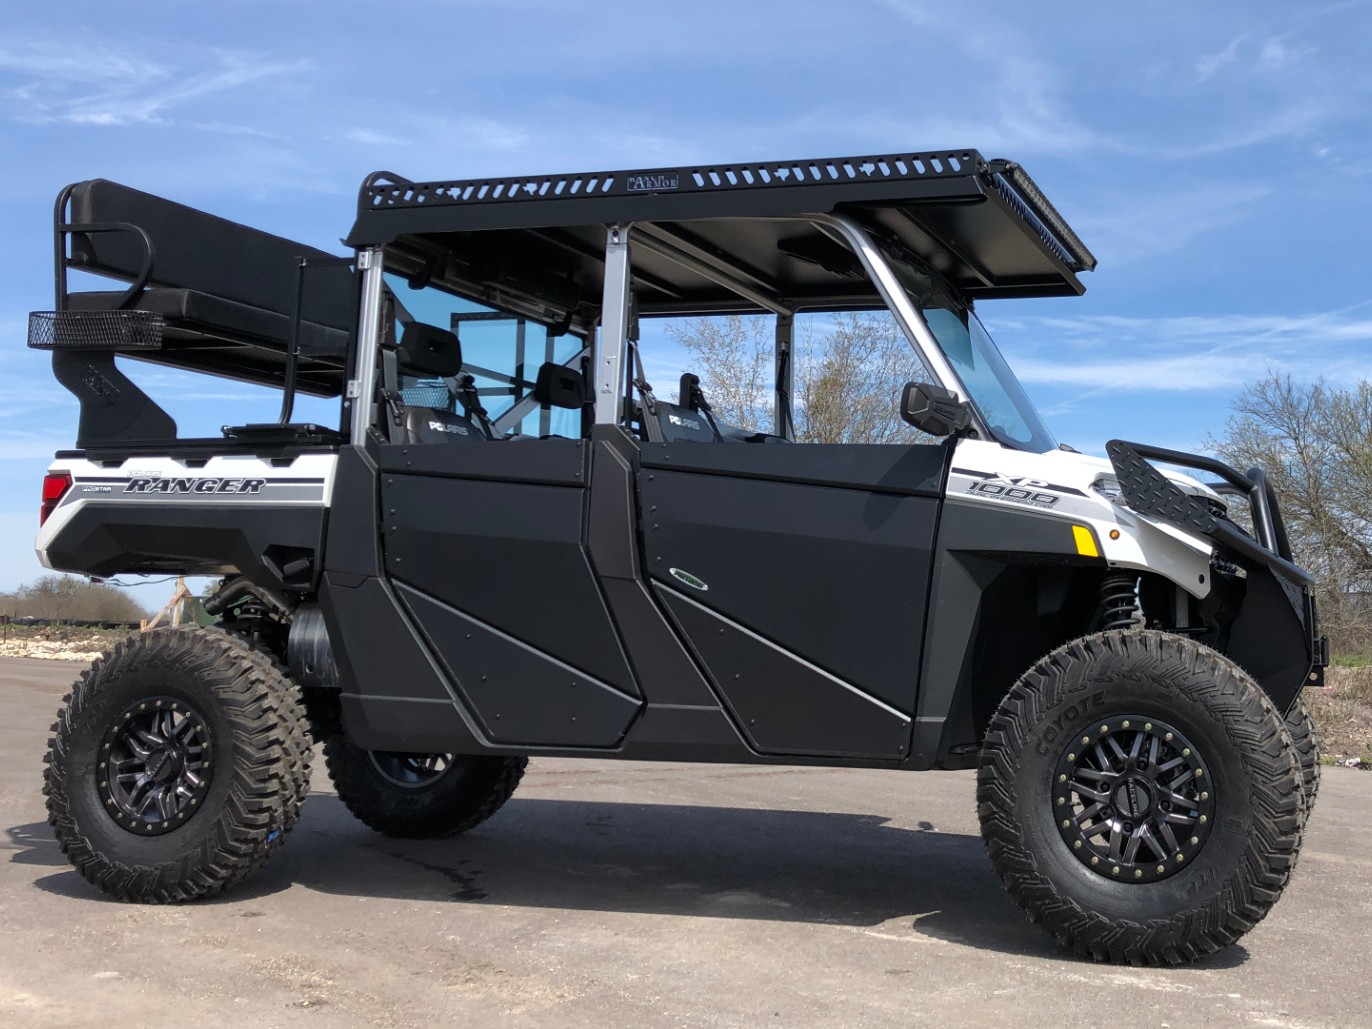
[1210,373,1372,656]
[666,312,927,444]
[0,575,149,622]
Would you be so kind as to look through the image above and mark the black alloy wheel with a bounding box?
[366,751,453,789]
[100,696,213,836]
[1054,716,1215,883]
[978,630,1305,965]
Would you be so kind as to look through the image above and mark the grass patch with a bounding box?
[1308,666,1372,761]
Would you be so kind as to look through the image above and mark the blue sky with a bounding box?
[2,0,1370,604]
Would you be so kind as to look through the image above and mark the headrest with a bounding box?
[398,322,462,377]
[679,372,703,411]
[533,362,588,410]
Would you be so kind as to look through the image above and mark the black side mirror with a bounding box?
[900,382,972,437]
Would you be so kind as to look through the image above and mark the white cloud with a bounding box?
[343,128,411,147]
[1071,182,1272,265]
[0,37,311,127]
[1196,35,1245,82]
[988,306,1372,403]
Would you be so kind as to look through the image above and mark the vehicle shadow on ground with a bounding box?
[11,795,1247,968]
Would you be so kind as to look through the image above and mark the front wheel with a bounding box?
[323,735,526,839]
[977,630,1304,965]
[1283,695,1321,816]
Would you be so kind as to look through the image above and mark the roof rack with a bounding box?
[347,148,1097,304]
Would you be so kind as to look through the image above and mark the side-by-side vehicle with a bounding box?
[30,150,1323,964]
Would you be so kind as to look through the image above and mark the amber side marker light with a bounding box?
[1072,524,1101,558]
[41,471,72,526]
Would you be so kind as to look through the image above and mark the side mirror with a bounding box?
[900,382,972,437]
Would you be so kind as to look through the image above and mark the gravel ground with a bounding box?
[2,656,1370,1028]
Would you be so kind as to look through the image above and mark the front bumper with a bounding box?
[1107,440,1327,707]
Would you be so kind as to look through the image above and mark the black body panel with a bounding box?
[379,440,637,697]
[321,573,480,753]
[1224,566,1313,713]
[397,583,640,747]
[657,585,910,759]
[638,444,946,715]
[639,442,945,496]
[914,500,1103,769]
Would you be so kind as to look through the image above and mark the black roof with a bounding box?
[346,149,1096,317]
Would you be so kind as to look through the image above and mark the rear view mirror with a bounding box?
[900,382,972,437]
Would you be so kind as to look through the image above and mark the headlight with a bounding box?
[1092,475,1124,504]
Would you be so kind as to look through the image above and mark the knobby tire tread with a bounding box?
[323,736,526,840]
[976,630,1304,966]
[43,628,312,903]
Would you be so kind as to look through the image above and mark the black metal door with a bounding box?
[636,442,948,760]
[377,439,642,748]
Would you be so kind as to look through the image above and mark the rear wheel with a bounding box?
[43,628,311,903]
[977,630,1304,965]
[323,735,526,839]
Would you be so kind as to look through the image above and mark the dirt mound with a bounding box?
[0,625,123,663]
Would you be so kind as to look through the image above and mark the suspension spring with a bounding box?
[1096,573,1142,631]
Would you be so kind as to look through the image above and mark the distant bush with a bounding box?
[0,575,149,623]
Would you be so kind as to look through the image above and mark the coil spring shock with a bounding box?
[1096,573,1142,631]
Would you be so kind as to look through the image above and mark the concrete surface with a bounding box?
[1,655,1369,1028]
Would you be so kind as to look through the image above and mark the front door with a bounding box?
[634,441,948,760]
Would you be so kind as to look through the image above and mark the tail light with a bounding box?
[41,471,72,525]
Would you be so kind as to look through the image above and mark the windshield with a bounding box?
[880,245,1057,453]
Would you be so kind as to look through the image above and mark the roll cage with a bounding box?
[343,149,1097,451]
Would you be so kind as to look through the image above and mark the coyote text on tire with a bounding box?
[32,148,1324,959]
[978,631,1304,965]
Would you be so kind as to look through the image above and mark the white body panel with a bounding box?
[948,438,1214,598]
[36,452,338,570]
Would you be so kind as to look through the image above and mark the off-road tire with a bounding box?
[977,630,1304,965]
[43,628,312,903]
[323,735,526,839]
[1283,695,1321,815]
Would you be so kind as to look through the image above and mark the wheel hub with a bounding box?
[1053,715,1215,883]
[1111,777,1153,820]
[366,751,454,789]
[99,696,212,836]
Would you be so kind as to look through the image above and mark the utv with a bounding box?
[32,150,1324,965]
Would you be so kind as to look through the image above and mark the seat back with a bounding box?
[395,322,485,444]
[533,362,588,410]
[655,402,721,442]
[403,408,485,444]
[66,179,355,333]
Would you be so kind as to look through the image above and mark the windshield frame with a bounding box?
[882,249,1058,453]
[812,214,1057,453]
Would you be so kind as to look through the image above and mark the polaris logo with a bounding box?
[668,413,701,430]
[669,568,709,591]
[124,477,266,494]
[427,421,469,435]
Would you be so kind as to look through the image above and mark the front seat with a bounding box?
[396,322,486,444]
